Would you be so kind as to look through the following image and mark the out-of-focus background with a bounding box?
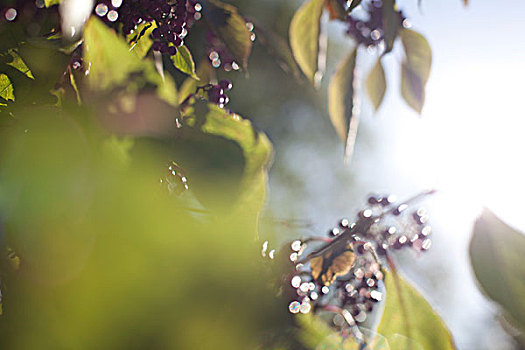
[223,1,525,349]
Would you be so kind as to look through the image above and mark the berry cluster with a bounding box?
[206,22,254,71]
[265,191,434,331]
[205,80,232,108]
[206,31,238,71]
[94,0,202,56]
[345,0,406,47]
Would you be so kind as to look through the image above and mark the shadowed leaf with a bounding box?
[382,0,400,54]
[201,0,252,70]
[289,0,325,86]
[252,20,300,78]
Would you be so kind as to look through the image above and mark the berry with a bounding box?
[218,79,233,91]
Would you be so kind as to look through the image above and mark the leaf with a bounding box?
[328,49,359,161]
[289,0,325,86]
[179,60,213,104]
[325,0,346,20]
[469,209,525,333]
[0,74,14,103]
[182,99,272,230]
[44,0,60,6]
[170,45,198,79]
[367,59,386,110]
[297,314,389,349]
[378,270,456,350]
[382,0,400,54]
[252,20,300,78]
[400,28,432,113]
[83,17,144,91]
[200,0,252,70]
[127,22,156,58]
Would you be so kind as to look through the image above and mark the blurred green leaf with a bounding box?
[469,209,525,333]
[382,0,400,54]
[367,59,386,111]
[83,17,144,91]
[297,314,390,349]
[179,60,213,104]
[400,28,432,114]
[289,0,325,86]
[183,100,272,223]
[378,270,456,350]
[84,17,178,105]
[170,45,198,79]
[328,49,359,160]
[201,0,252,70]
[0,106,276,349]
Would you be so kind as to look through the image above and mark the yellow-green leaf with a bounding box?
[44,0,60,6]
[328,49,359,160]
[367,59,386,110]
[171,45,198,79]
[289,0,325,86]
[470,209,525,333]
[378,271,456,350]
[0,74,14,103]
[128,22,156,58]
[83,17,144,91]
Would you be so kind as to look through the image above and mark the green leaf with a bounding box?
[328,49,359,160]
[127,22,156,58]
[200,0,252,70]
[367,59,386,110]
[400,28,432,113]
[0,74,14,103]
[44,0,60,6]
[182,99,272,228]
[83,17,144,91]
[170,45,198,79]
[297,314,389,349]
[289,0,325,86]
[382,0,400,54]
[179,60,213,104]
[378,271,456,350]
[469,209,525,333]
